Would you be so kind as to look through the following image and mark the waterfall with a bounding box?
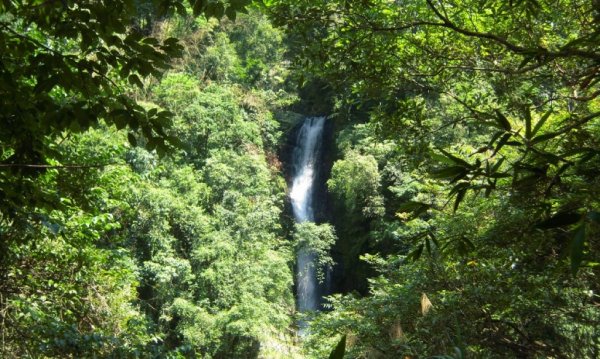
[290,117,326,316]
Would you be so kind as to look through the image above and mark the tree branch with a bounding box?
[0,22,120,89]
[0,163,124,169]
[424,0,600,61]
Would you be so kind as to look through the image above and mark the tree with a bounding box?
[267,0,600,278]
[1,3,298,358]
[0,0,251,217]
[328,150,384,218]
[266,1,600,357]
[294,222,336,282]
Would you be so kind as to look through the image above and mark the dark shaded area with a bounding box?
[292,79,336,117]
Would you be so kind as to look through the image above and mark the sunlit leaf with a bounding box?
[531,110,551,137]
[531,132,560,145]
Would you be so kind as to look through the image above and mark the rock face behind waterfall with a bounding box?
[287,117,334,314]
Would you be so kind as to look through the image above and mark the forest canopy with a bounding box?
[265,0,600,357]
[1,0,599,358]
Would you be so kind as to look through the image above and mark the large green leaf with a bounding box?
[531,131,561,145]
[431,166,468,179]
[453,188,467,213]
[531,110,552,138]
[525,108,532,139]
[536,212,581,229]
[437,148,472,168]
[397,201,431,217]
[192,0,206,16]
[329,335,346,359]
[570,224,586,276]
[494,110,511,131]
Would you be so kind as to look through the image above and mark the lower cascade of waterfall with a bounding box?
[289,117,328,331]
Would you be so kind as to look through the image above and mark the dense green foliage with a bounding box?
[1,3,301,357]
[294,222,336,282]
[2,0,599,358]
[0,0,255,216]
[267,0,600,357]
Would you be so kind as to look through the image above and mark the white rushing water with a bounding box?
[290,117,326,315]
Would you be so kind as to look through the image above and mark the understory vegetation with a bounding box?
[1,0,599,358]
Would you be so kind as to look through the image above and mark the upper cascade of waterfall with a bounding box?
[290,116,326,223]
